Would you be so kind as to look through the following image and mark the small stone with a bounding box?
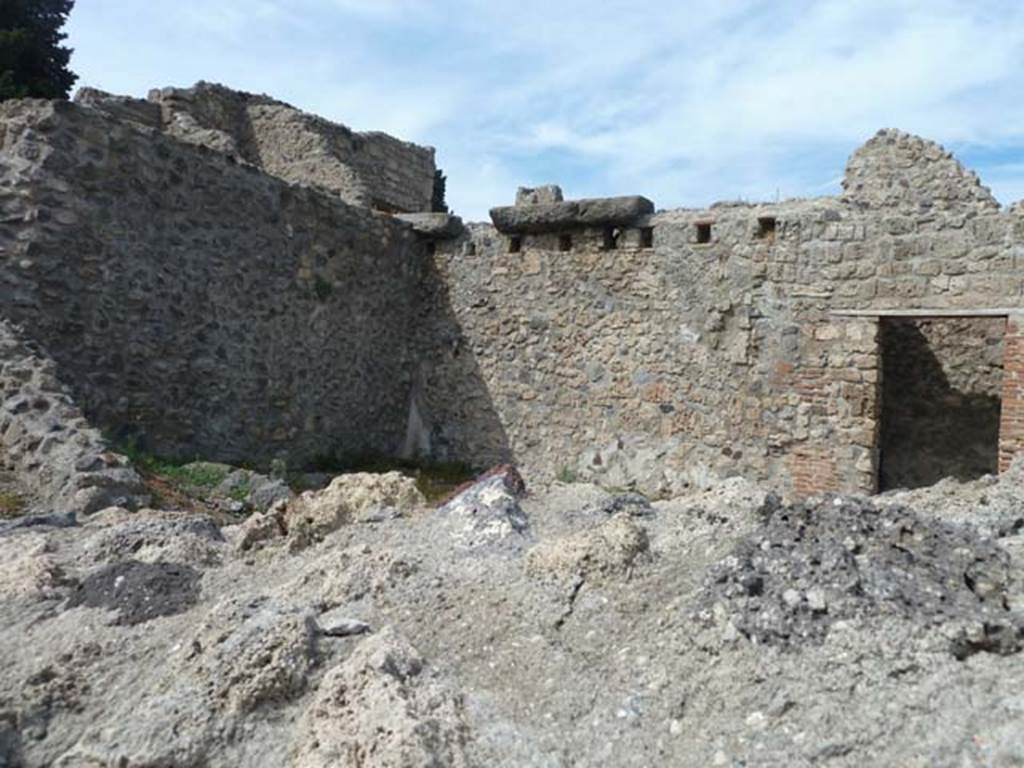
[806,588,828,613]
[782,589,802,608]
[318,614,371,637]
[740,574,764,596]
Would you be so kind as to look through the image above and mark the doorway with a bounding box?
[878,317,1004,490]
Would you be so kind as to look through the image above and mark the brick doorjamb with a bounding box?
[998,313,1024,472]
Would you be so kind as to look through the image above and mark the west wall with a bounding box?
[0,98,423,468]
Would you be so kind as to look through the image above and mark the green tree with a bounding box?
[432,168,449,213]
[0,0,77,101]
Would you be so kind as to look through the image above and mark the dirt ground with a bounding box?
[1,466,1022,767]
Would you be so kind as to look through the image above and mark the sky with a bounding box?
[65,0,1024,221]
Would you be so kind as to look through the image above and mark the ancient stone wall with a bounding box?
[0,98,423,469]
[0,320,148,514]
[420,139,1024,497]
[141,82,436,213]
[843,128,1000,214]
[4,88,1023,502]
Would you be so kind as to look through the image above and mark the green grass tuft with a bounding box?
[308,450,478,503]
[0,490,25,519]
[114,441,229,490]
[556,466,579,483]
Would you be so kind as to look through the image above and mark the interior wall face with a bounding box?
[879,318,1004,490]
[4,97,1024,498]
[0,100,422,469]
[427,196,1023,498]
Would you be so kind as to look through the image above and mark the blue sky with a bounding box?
[66,0,1024,221]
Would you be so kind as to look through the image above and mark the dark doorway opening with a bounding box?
[879,317,1004,490]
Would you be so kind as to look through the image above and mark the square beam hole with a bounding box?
[640,227,654,248]
[603,227,620,250]
[756,216,777,241]
[509,235,522,253]
[696,222,712,244]
[558,234,573,252]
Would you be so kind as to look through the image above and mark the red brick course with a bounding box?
[998,315,1024,472]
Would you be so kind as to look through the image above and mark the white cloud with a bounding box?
[320,0,428,18]
[65,0,1024,219]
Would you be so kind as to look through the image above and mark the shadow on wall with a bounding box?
[412,249,513,469]
[879,319,1002,490]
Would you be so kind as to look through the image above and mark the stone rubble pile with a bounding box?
[696,493,1024,656]
[0,466,1022,766]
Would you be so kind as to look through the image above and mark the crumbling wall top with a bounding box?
[841,128,1000,214]
[74,82,437,214]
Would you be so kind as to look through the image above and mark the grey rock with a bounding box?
[85,512,225,565]
[216,469,293,514]
[490,195,654,233]
[150,81,436,213]
[395,212,464,238]
[0,511,77,535]
[317,610,371,637]
[586,491,655,518]
[0,477,1023,767]
[74,87,162,129]
[436,464,530,550]
[696,494,1024,656]
[292,627,469,767]
[807,587,828,612]
[0,322,148,517]
[842,128,1000,212]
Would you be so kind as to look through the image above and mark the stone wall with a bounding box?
[842,128,1001,214]
[0,320,148,514]
[0,98,423,469]
[420,136,1024,497]
[136,82,436,213]
[4,88,1024,503]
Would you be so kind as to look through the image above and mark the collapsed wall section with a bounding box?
[140,83,437,213]
[842,128,1000,213]
[0,98,422,469]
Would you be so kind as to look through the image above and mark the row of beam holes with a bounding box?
[508,227,655,254]
[693,217,777,245]
[508,218,775,253]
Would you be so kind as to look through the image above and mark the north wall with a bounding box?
[3,94,1024,502]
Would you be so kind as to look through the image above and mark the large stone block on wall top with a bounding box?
[394,212,464,239]
[490,195,654,234]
